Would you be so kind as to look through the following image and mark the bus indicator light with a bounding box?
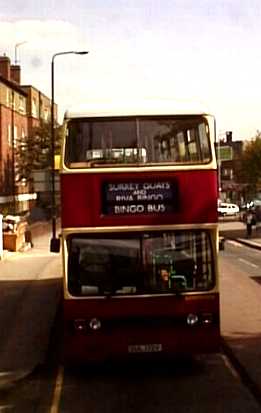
[74,319,87,331]
[201,313,213,324]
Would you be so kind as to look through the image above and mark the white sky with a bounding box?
[0,0,261,140]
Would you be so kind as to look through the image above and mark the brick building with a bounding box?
[0,55,57,215]
[217,131,247,204]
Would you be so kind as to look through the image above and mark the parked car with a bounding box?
[218,202,239,217]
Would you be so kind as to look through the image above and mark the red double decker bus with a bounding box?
[57,100,220,363]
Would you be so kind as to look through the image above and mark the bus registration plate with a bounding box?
[128,344,162,353]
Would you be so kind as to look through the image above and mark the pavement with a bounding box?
[1,218,261,398]
[1,220,56,259]
[0,220,62,388]
[219,220,261,400]
[219,218,261,250]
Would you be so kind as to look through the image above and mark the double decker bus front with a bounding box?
[60,106,220,363]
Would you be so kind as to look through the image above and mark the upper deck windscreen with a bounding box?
[64,116,212,168]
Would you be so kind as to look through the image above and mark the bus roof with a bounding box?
[64,99,212,119]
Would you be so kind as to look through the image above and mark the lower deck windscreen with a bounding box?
[67,230,215,297]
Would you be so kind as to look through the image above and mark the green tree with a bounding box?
[16,120,62,182]
[239,131,261,196]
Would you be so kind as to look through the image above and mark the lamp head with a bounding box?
[75,51,89,55]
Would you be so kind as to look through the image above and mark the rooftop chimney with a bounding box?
[226,131,232,144]
[10,64,21,84]
[0,56,11,80]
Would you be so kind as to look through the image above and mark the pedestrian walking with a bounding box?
[246,211,254,238]
[25,226,34,248]
[255,206,261,233]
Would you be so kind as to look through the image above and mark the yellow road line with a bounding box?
[50,365,64,413]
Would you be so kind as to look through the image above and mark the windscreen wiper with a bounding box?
[169,286,184,296]
[101,287,116,298]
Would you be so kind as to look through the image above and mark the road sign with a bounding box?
[219,145,232,161]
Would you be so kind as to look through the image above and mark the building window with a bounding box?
[19,95,26,114]
[223,168,233,180]
[44,108,49,121]
[13,126,18,148]
[5,89,13,108]
[8,124,11,146]
[32,97,38,117]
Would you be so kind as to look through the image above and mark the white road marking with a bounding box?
[239,258,258,268]
[221,354,239,380]
[50,365,64,413]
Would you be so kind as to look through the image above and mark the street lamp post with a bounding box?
[11,90,16,214]
[15,41,27,64]
[50,51,88,252]
[218,138,221,195]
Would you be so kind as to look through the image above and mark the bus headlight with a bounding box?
[89,318,101,330]
[187,313,199,326]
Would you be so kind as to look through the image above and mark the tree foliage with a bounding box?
[239,131,261,193]
[16,120,62,182]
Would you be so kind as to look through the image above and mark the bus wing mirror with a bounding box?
[55,154,61,170]
[50,237,60,253]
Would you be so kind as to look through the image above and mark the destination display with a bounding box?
[102,181,178,215]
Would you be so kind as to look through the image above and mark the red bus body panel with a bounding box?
[63,294,220,363]
[60,168,219,362]
[60,170,218,228]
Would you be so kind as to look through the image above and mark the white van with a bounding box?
[218,202,239,216]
